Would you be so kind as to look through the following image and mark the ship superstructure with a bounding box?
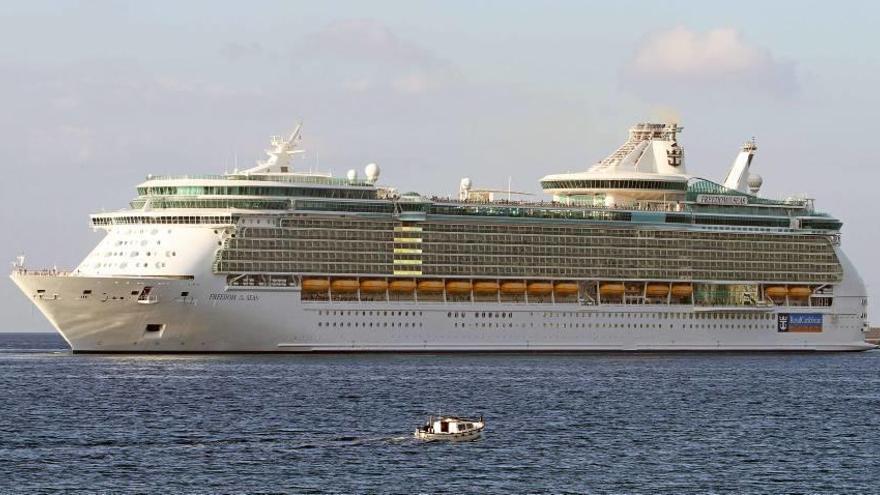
[11,122,872,351]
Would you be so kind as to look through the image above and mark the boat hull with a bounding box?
[414,429,483,442]
[10,266,873,353]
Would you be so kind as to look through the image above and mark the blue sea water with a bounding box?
[1,332,878,494]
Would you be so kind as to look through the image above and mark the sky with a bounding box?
[2,0,879,331]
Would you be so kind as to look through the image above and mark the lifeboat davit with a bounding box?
[360,279,388,293]
[417,280,445,293]
[302,278,329,292]
[788,286,812,299]
[330,279,359,292]
[646,284,670,297]
[765,286,788,298]
[599,283,625,296]
[553,282,579,295]
[500,282,526,294]
[389,280,417,292]
[473,281,500,294]
[446,281,473,293]
[527,282,553,295]
[670,284,693,297]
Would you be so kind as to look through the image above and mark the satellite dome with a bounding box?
[747,173,763,194]
[460,177,472,190]
[364,163,380,183]
[346,169,358,181]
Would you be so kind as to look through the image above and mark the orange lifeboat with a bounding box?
[417,280,444,293]
[527,282,553,295]
[646,284,670,297]
[446,281,473,293]
[670,284,693,298]
[360,279,388,293]
[330,279,359,292]
[473,281,500,294]
[765,286,788,299]
[500,282,526,294]
[389,280,417,292]
[599,283,625,297]
[301,278,329,292]
[553,282,579,295]
[788,286,812,299]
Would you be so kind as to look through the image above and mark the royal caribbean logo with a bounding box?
[777,313,823,333]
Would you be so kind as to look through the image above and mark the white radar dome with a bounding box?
[460,177,472,190]
[364,163,380,183]
[346,169,358,181]
[747,173,763,194]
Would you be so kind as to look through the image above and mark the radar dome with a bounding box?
[364,163,380,183]
[747,173,763,194]
[460,177,472,190]
[346,169,358,181]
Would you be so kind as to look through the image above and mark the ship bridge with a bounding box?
[130,124,384,210]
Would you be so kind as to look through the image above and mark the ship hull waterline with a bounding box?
[11,272,873,353]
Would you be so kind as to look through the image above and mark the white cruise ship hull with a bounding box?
[11,268,872,353]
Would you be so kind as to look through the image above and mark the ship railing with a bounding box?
[430,196,684,212]
[10,268,73,277]
[145,173,374,187]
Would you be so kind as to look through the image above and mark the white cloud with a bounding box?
[622,27,797,97]
[296,19,462,94]
[220,41,265,62]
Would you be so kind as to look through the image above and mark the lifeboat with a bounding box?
[330,279,359,292]
[473,281,500,294]
[765,286,788,299]
[788,286,812,299]
[670,284,693,298]
[360,279,388,293]
[500,282,526,294]
[527,282,553,295]
[417,280,445,293]
[646,284,670,297]
[389,280,417,292]
[553,282,579,295]
[446,281,473,293]
[599,283,625,296]
[301,278,329,292]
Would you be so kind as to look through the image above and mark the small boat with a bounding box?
[414,415,484,442]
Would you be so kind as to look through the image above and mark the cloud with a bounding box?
[296,19,462,94]
[220,41,265,62]
[621,27,797,97]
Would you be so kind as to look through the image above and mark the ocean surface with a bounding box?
[1,333,878,494]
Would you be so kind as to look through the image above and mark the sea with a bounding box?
[1,332,878,494]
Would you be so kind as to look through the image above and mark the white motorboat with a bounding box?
[414,415,485,441]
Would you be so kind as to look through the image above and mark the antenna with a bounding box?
[508,176,512,201]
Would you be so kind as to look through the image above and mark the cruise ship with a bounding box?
[10,122,872,352]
